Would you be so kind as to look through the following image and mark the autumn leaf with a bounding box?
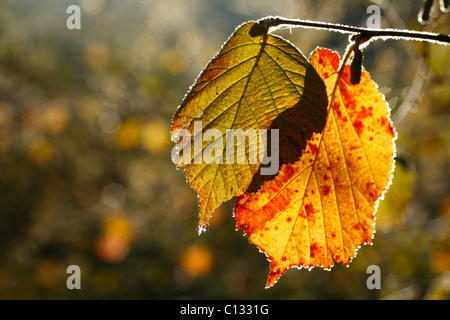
[171,21,327,233]
[234,48,397,288]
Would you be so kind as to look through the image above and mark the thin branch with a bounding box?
[257,16,450,46]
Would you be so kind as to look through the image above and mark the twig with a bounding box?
[257,16,450,46]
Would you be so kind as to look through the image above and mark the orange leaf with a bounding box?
[234,48,396,288]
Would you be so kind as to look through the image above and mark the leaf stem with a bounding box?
[259,16,450,46]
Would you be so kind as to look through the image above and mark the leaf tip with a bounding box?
[196,222,208,235]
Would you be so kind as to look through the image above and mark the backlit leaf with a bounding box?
[234,48,396,288]
[171,21,327,233]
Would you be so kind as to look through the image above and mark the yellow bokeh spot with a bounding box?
[114,118,141,149]
[161,49,186,75]
[431,249,450,274]
[95,213,134,263]
[29,137,53,166]
[34,259,65,289]
[44,102,69,134]
[103,214,133,242]
[141,118,170,155]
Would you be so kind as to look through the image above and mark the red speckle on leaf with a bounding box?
[281,256,287,262]
[340,87,357,111]
[353,119,364,135]
[334,107,342,119]
[380,117,395,137]
[370,192,379,202]
[268,266,284,285]
[304,203,316,216]
[287,217,292,223]
[387,123,395,137]
[323,174,329,181]
[361,224,369,233]
[358,106,373,119]
[322,185,331,196]
[283,164,295,179]
[308,142,318,156]
[365,181,380,201]
[310,243,318,258]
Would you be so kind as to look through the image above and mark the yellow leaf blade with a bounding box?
[171,21,328,232]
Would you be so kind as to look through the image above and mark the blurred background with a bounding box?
[0,0,448,299]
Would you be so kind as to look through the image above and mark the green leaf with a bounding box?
[171,20,328,233]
